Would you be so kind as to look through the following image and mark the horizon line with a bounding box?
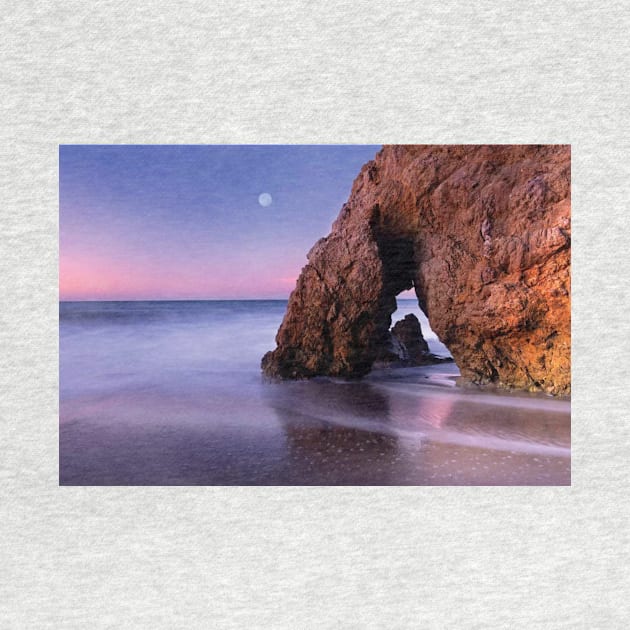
[59,297,420,303]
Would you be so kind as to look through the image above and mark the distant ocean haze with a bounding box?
[59,298,448,399]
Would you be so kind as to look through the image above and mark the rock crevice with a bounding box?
[262,145,570,395]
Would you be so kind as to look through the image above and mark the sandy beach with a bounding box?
[60,300,569,485]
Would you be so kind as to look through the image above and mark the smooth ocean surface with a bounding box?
[59,300,570,485]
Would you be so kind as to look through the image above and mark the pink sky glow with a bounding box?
[60,255,301,301]
[59,145,390,301]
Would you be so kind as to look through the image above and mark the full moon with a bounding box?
[258,192,272,207]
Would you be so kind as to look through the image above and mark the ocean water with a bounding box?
[59,300,570,485]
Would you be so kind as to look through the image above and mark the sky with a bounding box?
[59,145,384,300]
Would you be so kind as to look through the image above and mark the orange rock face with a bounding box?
[262,145,571,395]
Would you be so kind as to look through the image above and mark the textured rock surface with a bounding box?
[375,314,436,366]
[374,330,408,365]
[392,314,430,361]
[262,145,570,395]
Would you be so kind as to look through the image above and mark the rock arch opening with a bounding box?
[370,227,455,369]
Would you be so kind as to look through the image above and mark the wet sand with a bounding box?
[60,364,570,485]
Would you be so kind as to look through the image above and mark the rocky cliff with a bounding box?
[262,145,571,395]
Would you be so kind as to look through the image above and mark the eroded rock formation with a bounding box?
[375,314,448,366]
[262,145,570,395]
[391,314,429,361]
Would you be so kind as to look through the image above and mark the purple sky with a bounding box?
[60,145,385,300]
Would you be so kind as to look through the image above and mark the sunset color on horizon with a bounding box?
[60,145,382,300]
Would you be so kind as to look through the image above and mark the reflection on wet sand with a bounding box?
[281,420,400,485]
[270,381,403,485]
[60,372,570,485]
[382,384,570,449]
[268,374,570,486]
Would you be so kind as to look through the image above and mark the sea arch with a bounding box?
[262,145,571,395]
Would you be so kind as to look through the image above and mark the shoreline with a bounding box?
[60,301,570,486]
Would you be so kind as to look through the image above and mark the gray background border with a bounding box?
[2,1,628,627]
